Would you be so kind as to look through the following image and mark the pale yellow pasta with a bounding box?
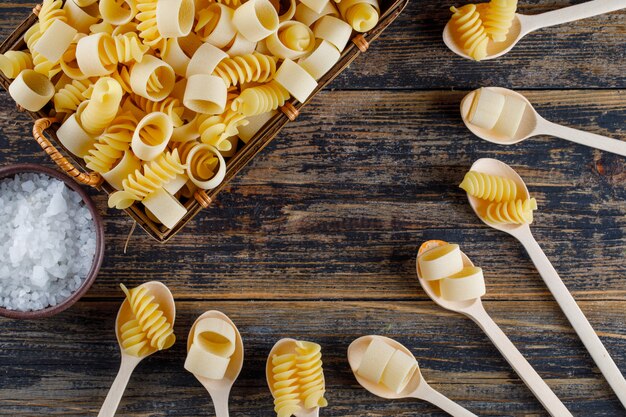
[185,143,225,189]
[484,0,518,42]
[0,51,33,79]
[340,0,379,33]
[484,198,537,225]
[272,353,302,417]
[99,0,138,26]
[108,150,186,209]
[295,341,327,410]
[111,65,133,94]
[449,4,489,61]
[60,34,89,80]
[53,78,94,115]
[24,24,62,78]
[84,113,138,173]
[195,3,237,47]
[131,95,185,127]
[111,32,149,64]
[459,171,518,202]
[136,0,163,48]
[213,53,278,87]
[119,283,176,357]
[78,77,124,135]
[231,80,289,117]
[267,21,315,59]
[39,0,68,31]
[198,109,248,152]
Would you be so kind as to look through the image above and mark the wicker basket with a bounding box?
[0,0,408,242]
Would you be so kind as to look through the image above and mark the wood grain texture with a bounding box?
[0,0,624,416]
[0,301,624,416]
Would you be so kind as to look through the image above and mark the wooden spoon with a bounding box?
[416,240,572,416]
[464,158,626,408]
[186,310,244,417]
[98,281,176,417]
[460,87,626,156]
[348,335,477,416]
[443,0,626,61]
[266,338,323,417]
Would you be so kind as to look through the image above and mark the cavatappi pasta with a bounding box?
[270,340,328,417]
[4,0,381,230]
[447,0,519,61]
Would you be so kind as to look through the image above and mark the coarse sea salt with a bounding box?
[0,173,96,312]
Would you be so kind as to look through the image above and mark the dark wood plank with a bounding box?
[0,300,624,416]
[1,1,625,89]
[2,90,623,301]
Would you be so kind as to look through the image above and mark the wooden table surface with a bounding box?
[0,1,624,416]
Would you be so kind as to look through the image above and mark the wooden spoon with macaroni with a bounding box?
[185,310,244,417]
[443,0,626,61]
[463,158,626,409]
[348,335,477,416]
[417,240,573,417]
[98,281,176,417]
[460,87,626,156]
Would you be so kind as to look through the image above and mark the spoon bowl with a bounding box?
[187,310,244,390]
[115,281,176,356]
[99,281,176,417]
[464,158,531,236]
[266,338,324,417]
[460,87,538,144]
[347,335,422,399]
[416,240,481,313]
[443,15,523,61]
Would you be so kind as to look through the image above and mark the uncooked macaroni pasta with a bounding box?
[417,242,487,302]
[184,317,238,380]
[270,340,328,417]
[5,0,382,229]
[119,283,176,356]
[356,337,417,394]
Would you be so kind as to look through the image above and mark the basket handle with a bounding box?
[32,117,103,187]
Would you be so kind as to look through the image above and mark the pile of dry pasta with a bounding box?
[0,0,380,229]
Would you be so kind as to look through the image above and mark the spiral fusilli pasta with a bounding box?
[483,0,517,42]
[111,65,133,93]
[111,32,149,63]
[53,78,94,115]
[119,318,151,356]
[232,80,289,117]
[271,353,302,417]
[24,24,62,78]
[136,0,163,48]
[78,77,124,135]
[484,198,537,225]
[85,113,138,173]
[39,0,68,31]
[459,171,518,202]
[0,51,33,79]
[295,341,327,409]
[108,149,186,209]
[198,109,248,151]
[131,95,184,127]
[120,283,176,356]
[449,4,489,61]
[213,53,278,87]
[60,35,89,80]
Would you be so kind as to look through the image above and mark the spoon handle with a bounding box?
[412,382,477,417]
[210,393,230,417]
[467,304,573,417]
[539,119,626,156]
[517,231,626,408]
[525,0,626,33]
[97,356,140,417]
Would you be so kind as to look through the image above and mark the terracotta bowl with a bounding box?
[0,164,105,319]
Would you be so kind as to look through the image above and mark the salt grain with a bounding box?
[0,173,96,312]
